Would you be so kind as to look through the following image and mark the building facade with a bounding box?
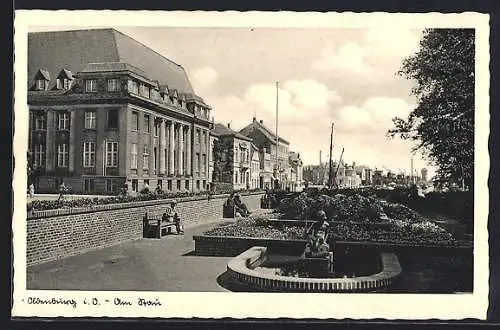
[250,144,261,189]
[239,117,293,189]
[211,123,253,190]
[28,29,213,194]
[288,151,304,191]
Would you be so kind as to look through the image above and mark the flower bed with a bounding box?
[27,188,263,212]
[204,193,460,246]
[204,217,305,240]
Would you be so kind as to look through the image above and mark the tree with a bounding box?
[388,29,474,189]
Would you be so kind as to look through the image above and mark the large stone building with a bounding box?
[28,28,213,194]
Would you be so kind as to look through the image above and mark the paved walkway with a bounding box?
[27,221,234,292]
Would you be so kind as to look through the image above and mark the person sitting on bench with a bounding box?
[234,193,252,217]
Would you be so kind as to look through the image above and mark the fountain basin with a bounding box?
[227,246,402,292]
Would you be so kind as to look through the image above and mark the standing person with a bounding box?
[28,183,35,198]
[169,201,184,235]
[57,181,66,201]
[155,183,163,195]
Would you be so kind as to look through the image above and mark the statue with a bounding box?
[305,210,331,258]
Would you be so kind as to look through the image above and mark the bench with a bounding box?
[142,209,177,239]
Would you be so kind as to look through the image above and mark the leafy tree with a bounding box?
[388,29,474,189]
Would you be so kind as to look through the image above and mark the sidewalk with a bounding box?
[27,221,234,292]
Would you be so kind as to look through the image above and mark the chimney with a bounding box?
[253,117,256,122]
[227,123,231,129]
[319,150,322,166]
[259,120,263,124]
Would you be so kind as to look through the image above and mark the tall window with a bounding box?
[128,80,139,94]
[195,153,200,173]
[107,79,120,92]
[143,114,150,133]
[83,141,96,167]
[235,172,238,184]
[131,112,139,131]
[58,112,69,130]
[202,154,206,173]
[106,142,118,167]
[106,179,117,194]
[131,143,138,169]
[84,178,95,193]
[197,129,201,144]
[108,109,119,129]
[203,131,207,146]
[85,79,97,92]
[34,113,46,130]
[34,144,45,167]
[85,111,96,129]
[154,120,159,137]
[153,147,158,172]
[57,144,69,167]
[142,145,149,169]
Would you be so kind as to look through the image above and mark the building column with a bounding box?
[159,119,166,175]
[205,130,210,178]
[45,110,54,171]
[68,110,75,172]
[186,126,191,176]
[169,120,175,176]
[177,123,184,175]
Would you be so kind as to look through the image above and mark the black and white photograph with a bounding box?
[12,11,489,319]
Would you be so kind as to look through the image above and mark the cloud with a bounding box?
[237,80,341,122]
[311,29,422,77]
[335,96,414,132]
[311,42,371,75]
[190,66,219,90]
[364,29,422,63]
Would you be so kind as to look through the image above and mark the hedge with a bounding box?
[27,188,263,212]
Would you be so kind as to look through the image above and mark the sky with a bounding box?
[29,26,435,178]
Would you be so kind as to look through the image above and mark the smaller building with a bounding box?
[250,144,260,189]
[211,123,253,190]
[288,151,304,191]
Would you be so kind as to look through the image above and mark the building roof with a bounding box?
[213,123,253,141]
[28,28,195,94]
[239,118,290,145]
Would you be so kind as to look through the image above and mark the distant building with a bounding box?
[421,168,428,182]
[239,117,293,190]
[288,151,303,191]
[250,144,261,189]
[211,123,253,190]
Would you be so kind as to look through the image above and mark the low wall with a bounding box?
[26,192,264,266]
[193,235,307,257]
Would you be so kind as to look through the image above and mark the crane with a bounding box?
[332,147,345,188]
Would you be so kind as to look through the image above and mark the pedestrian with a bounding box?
[155,183,163,195]
[28,183,35,198]
[169,201,184,235]
[57,181,66,201]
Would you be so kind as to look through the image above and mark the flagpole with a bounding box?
[275,81,279,189]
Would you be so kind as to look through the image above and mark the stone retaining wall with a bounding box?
[26,192,264,266]
[193,235,307,257]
